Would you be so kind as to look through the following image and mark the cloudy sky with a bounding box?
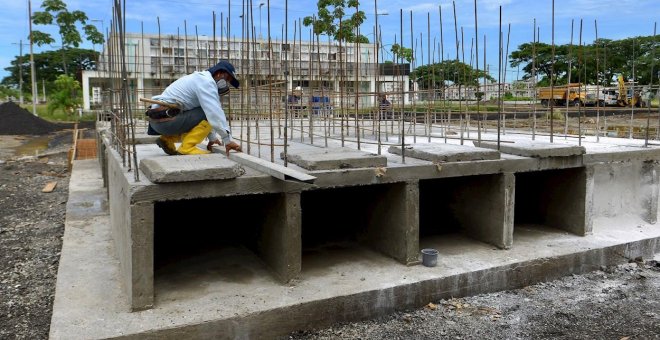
[1,0,657,81]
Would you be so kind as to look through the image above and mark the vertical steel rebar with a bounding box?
[497,6,501,150]
[474,0,480,145]
[549,0,555,142]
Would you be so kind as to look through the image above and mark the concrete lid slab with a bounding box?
[281,147,387,170]
[139,154,245,183]
[388,143,500,162]
[474,140,586,158]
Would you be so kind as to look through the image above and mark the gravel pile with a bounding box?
[0,102,69,135]
[0,102,96,136]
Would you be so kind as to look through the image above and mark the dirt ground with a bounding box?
[1,129,659,339]
[287,260,660,339]
[0,134,71,340]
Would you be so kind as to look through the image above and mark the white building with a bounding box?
[82,32,410,110]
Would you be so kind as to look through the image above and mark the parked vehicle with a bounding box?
[537,83,586,107]
[585,88,618,107]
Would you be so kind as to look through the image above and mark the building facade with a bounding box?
[82,32,411,110]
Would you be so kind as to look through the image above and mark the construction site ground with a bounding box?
[1,109,660,339]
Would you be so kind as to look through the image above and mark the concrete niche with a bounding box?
[300,182,419,269]
[153,192,301,286]
[514,167,593,236]
[419,173,515,250]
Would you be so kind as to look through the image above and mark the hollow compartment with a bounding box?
[153,193,292,290]
[420,173,514,250]
[300,182,417,272]
[514,167,590,236]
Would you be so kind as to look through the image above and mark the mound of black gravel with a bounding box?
[0,101,71,135]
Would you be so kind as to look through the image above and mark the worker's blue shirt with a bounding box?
[153,71,232,144]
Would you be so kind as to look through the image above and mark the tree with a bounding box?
[48,74,81,115]
[411,60,495,90]
[509,35,659,86]
[390,43,413,63]
[0,85,20,101]
[31,0,104,74]
[303,0,368,43]
[2,48,98,95]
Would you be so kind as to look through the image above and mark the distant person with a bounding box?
[146,60,242,156]
[378,94,392,119]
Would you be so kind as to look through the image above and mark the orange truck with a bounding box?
[537,83,587,107]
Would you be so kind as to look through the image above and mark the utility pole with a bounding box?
[11,40,26,104]
[28,0,38,116]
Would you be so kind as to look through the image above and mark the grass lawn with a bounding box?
[18,104,96,122]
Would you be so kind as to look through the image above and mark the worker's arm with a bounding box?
[196,77,233,145]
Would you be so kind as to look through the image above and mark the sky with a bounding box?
[0,0,658,82]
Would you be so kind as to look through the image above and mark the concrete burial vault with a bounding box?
[52,131,660,338]
[99,134,655,310]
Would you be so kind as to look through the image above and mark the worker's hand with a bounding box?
[206,138,223,151]
[225,141,242,156]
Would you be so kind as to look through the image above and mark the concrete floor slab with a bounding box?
[475,140,586,158]
[50,159,660,339]
[281,146,387,170]
[139,154,245,183]
[388,143,500,162]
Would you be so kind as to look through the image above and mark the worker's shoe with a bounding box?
[156,135,180,155]
[177,120,212,155]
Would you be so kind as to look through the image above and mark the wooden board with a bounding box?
[228,152,316,184]
[42,181,58,193]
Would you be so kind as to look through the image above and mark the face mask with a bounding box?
[216,79,229,96]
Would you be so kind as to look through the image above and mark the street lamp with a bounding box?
[259,3,265,39]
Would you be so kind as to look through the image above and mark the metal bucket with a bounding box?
[421,248,439,267]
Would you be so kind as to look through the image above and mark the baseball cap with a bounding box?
[208,60,240,88]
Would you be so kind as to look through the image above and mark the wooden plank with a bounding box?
[42,181,58,193]
[228,152,316,184]
[138,97,179,108]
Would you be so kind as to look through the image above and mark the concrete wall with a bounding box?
[363,181,420,265]
[107,147,154,311]
[593,160,659,224]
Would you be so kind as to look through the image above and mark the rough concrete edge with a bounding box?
[476,141,586,158]
[388,145,500,162]
[283,153,388,171]
[108,237,659,340]
[139,157,245,183]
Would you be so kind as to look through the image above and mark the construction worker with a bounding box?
[147,60,243,156]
